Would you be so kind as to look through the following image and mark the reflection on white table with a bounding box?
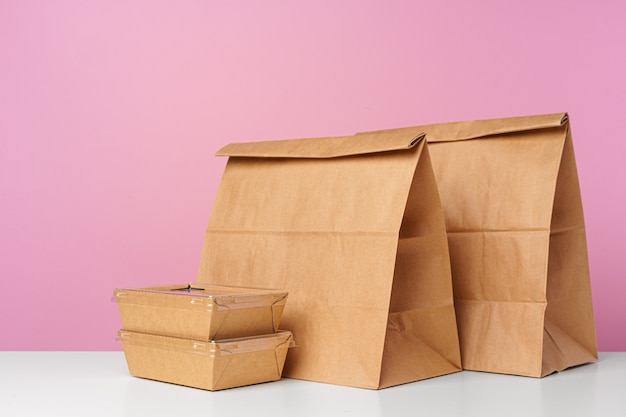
[1,352,624,417]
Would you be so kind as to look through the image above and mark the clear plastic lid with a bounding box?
[117,329,295,357]
[112,283,288,311]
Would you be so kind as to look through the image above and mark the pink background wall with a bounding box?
[1,0,624,351]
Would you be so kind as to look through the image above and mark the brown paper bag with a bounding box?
[361,113,598,377]
[197,132,462,389]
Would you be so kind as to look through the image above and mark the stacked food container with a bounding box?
[113,283,293,390]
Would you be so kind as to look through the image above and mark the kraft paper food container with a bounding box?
[113,283,288,340]
[117,330,295,391]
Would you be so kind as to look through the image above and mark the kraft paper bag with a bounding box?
[361,113,597,377]
[198,132,462,389]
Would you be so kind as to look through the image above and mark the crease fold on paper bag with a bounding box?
[216,132,426,158]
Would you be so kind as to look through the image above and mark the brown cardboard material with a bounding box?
[113,283,287,340]
[198,132,462,389]
[358,113,597,377]
[118,330,294,391]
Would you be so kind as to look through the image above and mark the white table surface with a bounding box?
[1,351,624,417]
